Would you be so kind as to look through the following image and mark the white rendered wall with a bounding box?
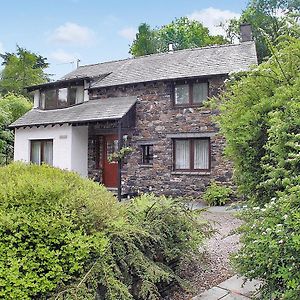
[14,124,88,177]
[71,126,88,177]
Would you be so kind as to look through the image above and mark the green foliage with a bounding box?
[129,23,158,57]
[0,45,49,96]
[130,17,228,57]
[217,34,300,298]
[0,93,32,164]
[232,183,300,299]
[203,181,232,206]
[0,163,211,299]
[218,37,300,204]
[226,0,300,62]
[107,146,133,162]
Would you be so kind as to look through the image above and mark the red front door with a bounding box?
[103,135,118,188]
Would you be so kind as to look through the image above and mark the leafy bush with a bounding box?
[203,181,232,206]
[216,36,300,298]
[232,183,300,299]
[217,37,300,204]
[0,163,211,299]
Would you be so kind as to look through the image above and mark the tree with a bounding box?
[0,45,49,96]
[129,23,158,57]
[217,35,300,203]
[0,93,32,164]
[129,17,228,57]
[226,0,300,62]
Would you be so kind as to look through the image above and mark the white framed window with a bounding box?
[174,138,210,171]
[30,140,53,166]
[174,81,208,106]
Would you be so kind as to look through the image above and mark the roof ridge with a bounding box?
[77,42,249,69]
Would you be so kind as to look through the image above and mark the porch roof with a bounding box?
[10,96,137,128]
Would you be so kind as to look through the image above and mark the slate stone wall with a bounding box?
[88,76,233,198]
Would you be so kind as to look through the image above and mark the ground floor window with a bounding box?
[174,138,210,171]
[141,144,153,165]
[30,140,53,166]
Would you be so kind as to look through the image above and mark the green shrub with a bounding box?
[216,37,300,299]
[0,162,119,299]
[232,183,300,299]
[203,181,232,206]
[217,37,300,204]
[0,163,211,299]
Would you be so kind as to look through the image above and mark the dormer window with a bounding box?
[40,86,84,109]
[173,80,208,107]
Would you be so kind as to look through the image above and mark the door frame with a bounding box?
[102,134,119,188]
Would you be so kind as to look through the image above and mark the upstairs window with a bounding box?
[174,81,208,106]
[40,86,84,109]
[141,145,153,165]
[30,140,53,166]
[174,138,210,171]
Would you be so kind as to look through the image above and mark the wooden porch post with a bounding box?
[117,119,123,201]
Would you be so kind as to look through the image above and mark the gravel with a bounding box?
[165,208,243,300]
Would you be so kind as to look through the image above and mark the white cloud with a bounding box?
[188,7,240,36]
[49,22,95,45]
[50,49,79,63]
[118,27,137,41]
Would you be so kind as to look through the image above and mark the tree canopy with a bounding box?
[0,45,49,96]
[226,0,300,62]
[0,93,32,164]
[129,17,228,57]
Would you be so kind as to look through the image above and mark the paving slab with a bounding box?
[217,275,261,297]
[192,287,229,300]
[221,292,251,299]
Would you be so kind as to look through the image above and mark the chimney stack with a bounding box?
[240,23,253,42]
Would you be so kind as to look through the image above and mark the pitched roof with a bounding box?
[61,41,257,88]
[10,96,137,128]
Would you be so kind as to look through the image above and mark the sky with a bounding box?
[0,0,249,79]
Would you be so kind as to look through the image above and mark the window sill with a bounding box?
[139,164,153,168]
[171,171,211,176]
[173,104,204,109]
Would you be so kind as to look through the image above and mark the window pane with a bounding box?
[194,139,209,169]
[44,89,57,109]
[142,145,153,164]
[68,87,77,106]
[31,141,41,164]
[58,88,68,108]
[40,93,45,109]
[175,140,190,169]
[75,86,84,104]
[175,85,189,105]
[43,141,53,166]
[193,83,208,104]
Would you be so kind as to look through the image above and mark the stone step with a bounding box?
[192,275,262,300]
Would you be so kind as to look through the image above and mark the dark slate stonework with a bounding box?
[88,76,233,198]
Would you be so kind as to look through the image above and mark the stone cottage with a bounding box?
[10,26,257,199]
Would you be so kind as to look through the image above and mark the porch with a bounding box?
[11,96,137,200]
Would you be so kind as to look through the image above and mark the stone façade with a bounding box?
[88,75,233,198]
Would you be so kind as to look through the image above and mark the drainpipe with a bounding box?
[117,119,123,201]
